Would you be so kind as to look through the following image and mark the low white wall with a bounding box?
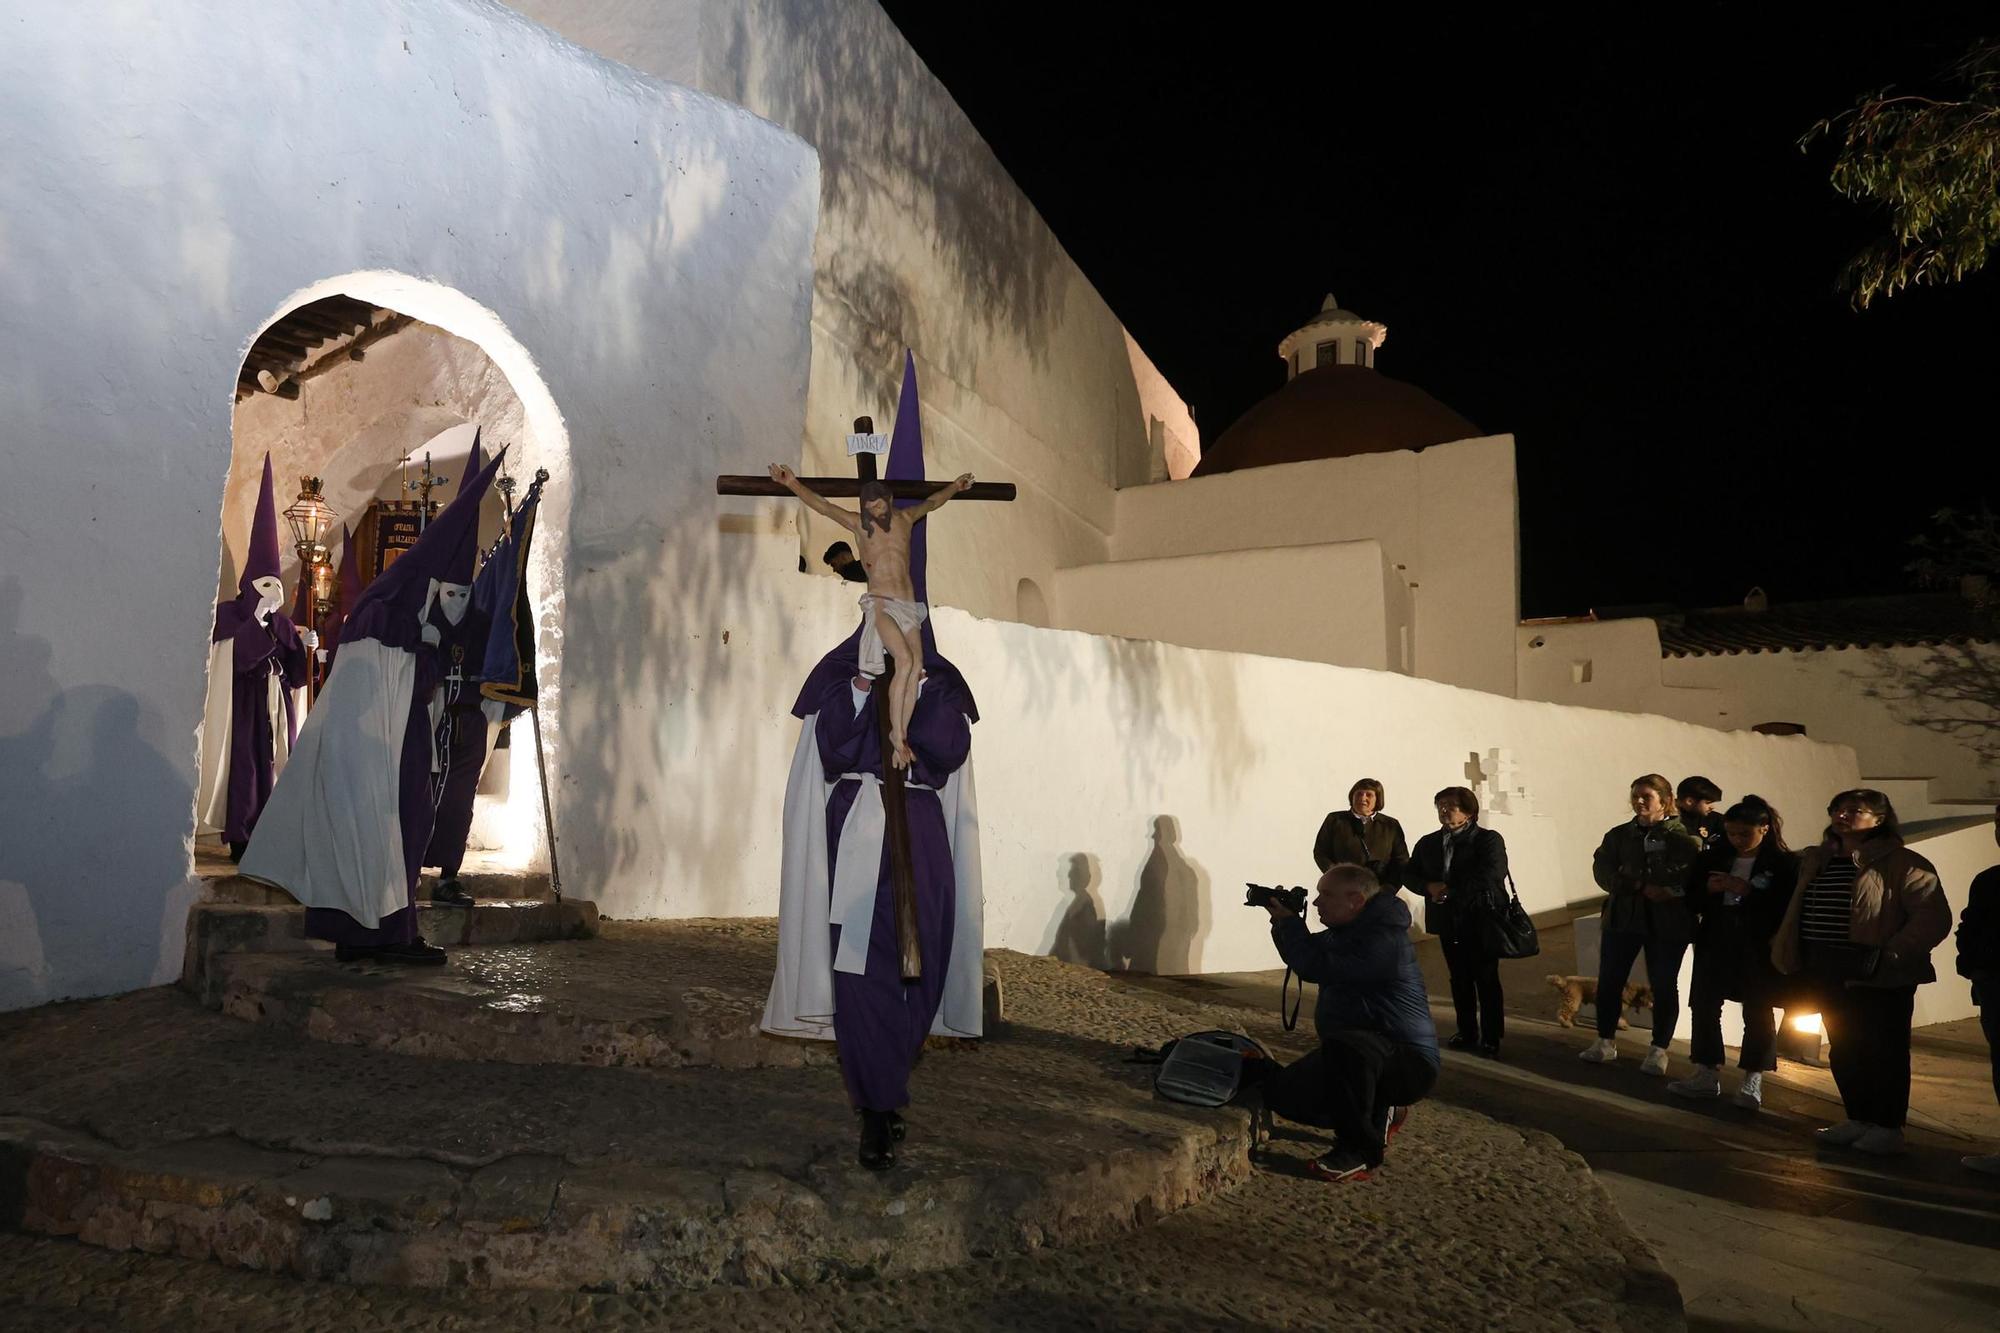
[1521,620,2000,801]
[1108,436,1520,697]
[1051,541,1398,673]
[922,611,1859,977]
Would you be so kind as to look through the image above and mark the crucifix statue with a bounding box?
[716,415,1014,980]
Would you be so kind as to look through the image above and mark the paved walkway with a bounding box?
[1134,924,2000,1333]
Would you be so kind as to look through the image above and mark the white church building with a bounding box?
[1,0,1977,1033]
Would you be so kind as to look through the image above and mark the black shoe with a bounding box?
[1308,1147,1375,1183]
[1446,1033,1476,1051]
[858,1110,897,1171]
[432,877,473,905]
[1477,1043,1501,1059]
[378,938,447,966]
[888,1111,907,1143]
[334,944,380,963]
[227,841,247,863]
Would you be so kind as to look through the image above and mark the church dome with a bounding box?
[1192,293,1479,476]
[1193,364,1481,476]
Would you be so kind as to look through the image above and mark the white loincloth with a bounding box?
[855,594,928,679]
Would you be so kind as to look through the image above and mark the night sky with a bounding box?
[879,6,1997,618]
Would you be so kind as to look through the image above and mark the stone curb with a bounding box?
[0,1107,1252,1291]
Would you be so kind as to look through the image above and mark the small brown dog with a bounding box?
[1546,975,1653,1028]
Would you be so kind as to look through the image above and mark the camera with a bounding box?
[1243,882,1308,914]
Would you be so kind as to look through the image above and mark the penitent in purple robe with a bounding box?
[812,670,972,1112]
[209,452,309,846]
[211,598,309,845]
[421,602,494,879]
[244,441,506,950]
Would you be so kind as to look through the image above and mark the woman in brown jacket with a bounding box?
[1772,789,1953,1155]
[1312,778,1411,885]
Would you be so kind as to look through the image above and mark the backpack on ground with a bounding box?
[1147,1029,1272,1107]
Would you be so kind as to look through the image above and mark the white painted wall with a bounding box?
[0,0,819,1010]
[1052,541,1402,673]
[1100,436,1520,695]
[931,609,1860,975]
[502,0,1202,624]
[1520,620,2000,802]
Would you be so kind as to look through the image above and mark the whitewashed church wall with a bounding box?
[503,0,1201,625]
[1103,436,1521,695]
[0,0,820,1010]
[1050,541,1399,672]
[1520,619,2000,802]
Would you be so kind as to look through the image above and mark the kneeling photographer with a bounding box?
[1256,863,1440,1183]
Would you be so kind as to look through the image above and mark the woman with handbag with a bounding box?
[1581,774,1703,1074]
[1772,789,1952,1155]
[1668,796,1798,1109]
[1405,786,1510,1058]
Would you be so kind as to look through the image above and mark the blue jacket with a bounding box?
[1272,892,1439,1065]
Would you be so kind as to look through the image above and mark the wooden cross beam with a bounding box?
[715,476,1017,502]
[719,415,1014,982]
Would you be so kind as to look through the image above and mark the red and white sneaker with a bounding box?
[1384,1105,1411,1145]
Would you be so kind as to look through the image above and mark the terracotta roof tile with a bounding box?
[1635,594,1993,658]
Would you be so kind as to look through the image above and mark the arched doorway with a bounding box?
[197,273,571,882]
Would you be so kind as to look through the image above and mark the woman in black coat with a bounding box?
[1313,777,1411,886]
[1405,785,1509,1056]
[1668,795,1799,1110]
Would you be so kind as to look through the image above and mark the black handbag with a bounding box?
[1476,873,1541,960]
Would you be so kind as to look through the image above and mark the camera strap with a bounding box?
[1280,966,1302,1032]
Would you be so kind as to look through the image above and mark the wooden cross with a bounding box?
[717,416,1015,981]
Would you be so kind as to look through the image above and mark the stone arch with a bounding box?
[200,271,572,876]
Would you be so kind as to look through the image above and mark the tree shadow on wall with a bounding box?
[1045,851,1107,971]
[1855,642,2000,774]
[0,577,192,1009]
[1110,815,1211,977]
[718,0,1069,400]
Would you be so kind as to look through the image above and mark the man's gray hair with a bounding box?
[1322,862,1381,898]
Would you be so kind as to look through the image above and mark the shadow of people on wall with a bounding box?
[1046,852,1108,970]
[1111,815,1210,977]
[0,577,194,1008]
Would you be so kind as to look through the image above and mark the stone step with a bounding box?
[210,931,821,1072]
[203,869,555,906]
[181,900,600,1007]
[0,935,1256,1292]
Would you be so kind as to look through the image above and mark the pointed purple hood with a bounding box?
[341,436,507,652]
[241,452,284,596]
[792,352,976,721]
[446,432,487,587]
[215,453,289,640]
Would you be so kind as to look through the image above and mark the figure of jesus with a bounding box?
[768,463,972,768]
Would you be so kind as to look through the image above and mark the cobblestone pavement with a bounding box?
[0,922,1681,1330]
